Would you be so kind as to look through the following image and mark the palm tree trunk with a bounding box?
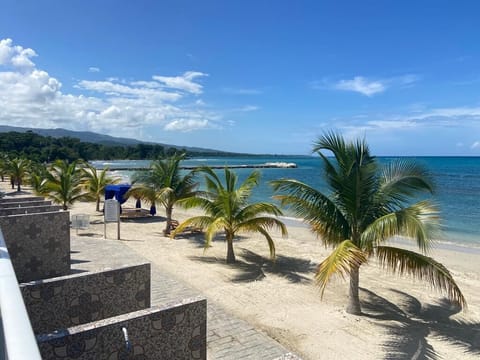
[16,180,21,192]
[346,265,362,315]
[226,232,236,263]
[96,197,100,212]
[164,206,173,235]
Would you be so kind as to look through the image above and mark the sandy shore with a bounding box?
[2,184,480,359]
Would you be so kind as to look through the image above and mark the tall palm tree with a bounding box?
[5,157,30,192]
[82,162,120,211]
[172,167,288,264]
[271,133,465,314]
[127,153,198,235]
[44,159,86,210]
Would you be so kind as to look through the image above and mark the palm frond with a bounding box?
[361,201,440,253]
[237,202,283,219]
[256,227,276,260]
[271,178,349,243]
[376,246,466,309]
[171,215,213,238]
[237,216,288,238]
[204,217,228,250]
[315,240,367,297]
[379,160,435,205]
[177,194,215,212]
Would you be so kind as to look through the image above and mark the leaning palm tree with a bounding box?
[172,167,288,264]
[127,153,198,235]
[82,162,120,211]
[5,157,30,192]
[44,159,86,210]
[271,133,465,314]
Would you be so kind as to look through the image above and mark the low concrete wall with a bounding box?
[37,296,207,360]
[21,263,151,334]
[0,211,70,282]
[0,205,62,216]
[0,200,52,208]
[0,196,45,204]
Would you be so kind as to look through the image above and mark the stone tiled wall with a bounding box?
[37,296,207,360]
[0,211,70,282]
[0,205,62,216]
[21,263,151,334]
[0,196,45,204]
[0,200,52,208]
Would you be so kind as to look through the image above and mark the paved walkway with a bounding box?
[70,236,300,360]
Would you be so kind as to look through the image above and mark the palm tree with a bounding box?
[28,161,50,196]
[82,162,120,211]
[172,167,288,264]
[271,133,465,314]
[0,153,8,182]
[44,159,86,210]
[5,157,30,192]
[127,153,198,235]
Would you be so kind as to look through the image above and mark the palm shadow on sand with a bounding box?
[173,232,249,248]
[189,248,316,284]
[360,288,480,359]
[120,215,165,224]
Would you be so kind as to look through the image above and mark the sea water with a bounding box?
[91,156,480,248]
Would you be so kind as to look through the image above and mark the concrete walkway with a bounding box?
[71,236,300,360]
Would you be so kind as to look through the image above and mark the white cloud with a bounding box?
[322,104,480,154]
[77,79,181,101]
[0,38,221,139]
[164,119,209,131]
[334,76,386,96]
[153,71,207,94]
[0,38,37,68]
[324,74,419,96]
[236,105,259,112]
[223,87,262,95]
[88,67,100,73]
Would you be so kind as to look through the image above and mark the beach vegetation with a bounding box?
[82,162,120,211]
[43,159,87,210]
[271,133,466,314]
[173,166,287,264]
[0,130,253,162]
[127,152,198,235]
[4,156,31,192]
[28,161,50,196]
[0,152,8,182]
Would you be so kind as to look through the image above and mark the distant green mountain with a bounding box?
[0,125,230,154]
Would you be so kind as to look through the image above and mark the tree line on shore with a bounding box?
[0,130,241,162]
[0,133,466,315]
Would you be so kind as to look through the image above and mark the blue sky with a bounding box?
[1,1,480,155]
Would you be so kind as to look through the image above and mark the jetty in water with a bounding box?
[104,162,298,171]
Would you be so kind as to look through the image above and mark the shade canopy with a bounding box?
[104,184,131,204]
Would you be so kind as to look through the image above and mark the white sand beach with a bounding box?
[2,183,480,359]
[68,197,480,360]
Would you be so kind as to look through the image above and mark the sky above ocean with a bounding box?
[1,1,480,155]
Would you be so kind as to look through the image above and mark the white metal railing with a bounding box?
[0,228,42,360]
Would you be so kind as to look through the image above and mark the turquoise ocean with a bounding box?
[92,156,480,249]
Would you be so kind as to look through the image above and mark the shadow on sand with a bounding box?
[189,248,316,284]
[120,215,165,224]
[360,288,480,359]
